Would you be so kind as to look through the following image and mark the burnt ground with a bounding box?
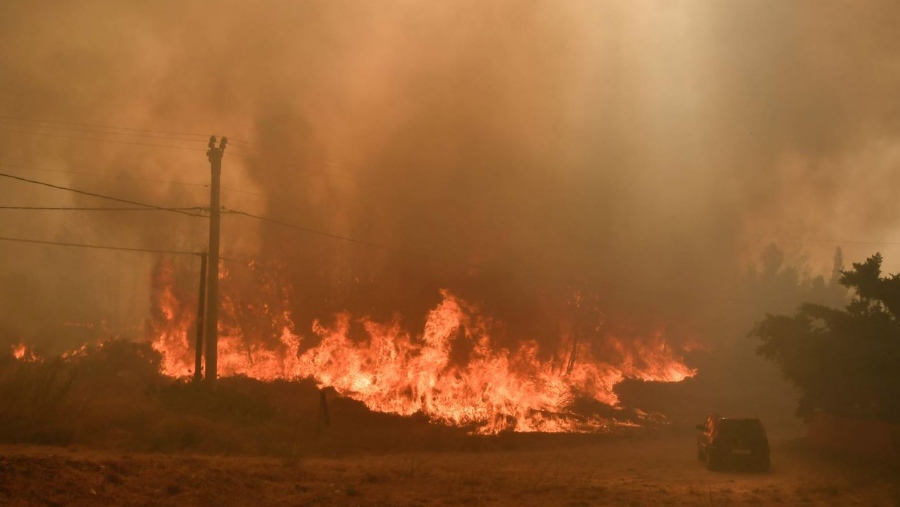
[1,427,898,507]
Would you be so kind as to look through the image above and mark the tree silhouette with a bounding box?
[750,253,900,422]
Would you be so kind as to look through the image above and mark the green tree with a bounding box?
[750,253,900,422]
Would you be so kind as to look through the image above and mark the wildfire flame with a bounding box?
[10,260,696,435]
[148,264,695,433]
[12,343,26,360]
[145,258,196,377]
[10,343,41,362]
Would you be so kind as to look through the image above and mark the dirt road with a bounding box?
[1,429,897,506]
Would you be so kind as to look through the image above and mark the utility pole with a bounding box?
[193,251,208,383]
[205,136,227,384]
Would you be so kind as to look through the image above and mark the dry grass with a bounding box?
[1,343,898,505]
[0,342,477,456]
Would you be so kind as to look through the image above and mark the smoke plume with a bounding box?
[2,1,900,357]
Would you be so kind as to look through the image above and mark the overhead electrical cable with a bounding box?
[221,206,401,252]
[0,119,205,143]
[0,205,206,212]
[0,162,262,197]
[0,171,207,218]
[0,127,206,152]
[0,235,200,256]
[0,114,209,139]
[0,162,210,188]
[0,114,252,146]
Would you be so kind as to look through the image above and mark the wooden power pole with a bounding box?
[193,251,208,383]
[205,136,227,384]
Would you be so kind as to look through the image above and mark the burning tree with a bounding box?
[750,253,900,423]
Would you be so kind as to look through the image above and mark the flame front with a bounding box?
[148,268,695,433]
[11,265,695,434]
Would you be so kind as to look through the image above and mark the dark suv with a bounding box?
[696,416,770,471]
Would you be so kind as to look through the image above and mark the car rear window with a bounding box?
[718,419,765,438]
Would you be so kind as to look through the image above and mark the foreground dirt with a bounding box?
[1,429,897,506]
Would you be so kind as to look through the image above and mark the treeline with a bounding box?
[751,252,900,424]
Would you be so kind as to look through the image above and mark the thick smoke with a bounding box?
[2,1,900,355]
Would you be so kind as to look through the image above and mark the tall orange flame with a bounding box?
[148,269,695,433]
[145,258,195,377]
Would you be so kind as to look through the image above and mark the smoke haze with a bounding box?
[2,0,900,355]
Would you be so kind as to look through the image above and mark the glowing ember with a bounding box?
[60,343,90,360]
[10,343,40,362]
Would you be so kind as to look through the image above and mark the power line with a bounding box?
[0,162,264,197]
[0,171,207,218]
[222,207,402,252]
[0,127,206,152]
[220,205,900,284]
[0,114,253,146]
[0,205,206,212]
[0,235,200,256]
[0,114,209,140]
[0,161,209,188]
[0,119,204,144]
[219,207,482,280]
